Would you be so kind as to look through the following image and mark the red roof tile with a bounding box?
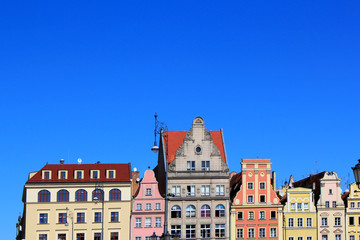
[27,163,131,183]
[165,130,226,163]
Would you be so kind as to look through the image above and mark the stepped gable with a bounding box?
[293,171,326,205]
[165,130,226,163]
[230,171,242,201]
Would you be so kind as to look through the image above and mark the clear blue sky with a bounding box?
[1,1,359,238]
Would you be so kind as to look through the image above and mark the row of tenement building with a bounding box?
[17,117,359,240]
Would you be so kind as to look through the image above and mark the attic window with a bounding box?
[91,170,100,179]
[42,171,51,180]
[58,170,67,180]
[107,170,115,179]
[75,170,83,179]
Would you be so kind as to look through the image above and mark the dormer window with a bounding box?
[42,171,51,180]
[58,170,67,180]
[91,170,100,179]
[75,170,83,179]
[107,170,115,179]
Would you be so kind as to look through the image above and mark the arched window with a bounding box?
[109,189,121,201]
[92,189,104,201]
[215,204,225,217]
[75,189,88,202]
[171,205,181,218]
[38,190,50,202]
[186,205,196,218]
[201,204,211,217]
[57,189,69,202]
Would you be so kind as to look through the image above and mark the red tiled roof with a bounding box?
[27,163,131,183]
[165,130,226,163]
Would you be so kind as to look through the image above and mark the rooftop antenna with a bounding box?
[315,160,318,174]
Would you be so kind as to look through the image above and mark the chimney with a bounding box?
[131,168,140,196]
[272,171,276,190]
[60,159,64,164]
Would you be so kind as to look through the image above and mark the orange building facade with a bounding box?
[230,159,283,240]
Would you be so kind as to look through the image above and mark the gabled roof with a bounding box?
[165,130,226,163]
[230,171,242,201]
[26,163,131,183]
[293,171,326,205]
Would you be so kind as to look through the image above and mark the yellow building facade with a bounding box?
[283,187,318,240]
[346,183,360,240]
[22,162,132,240]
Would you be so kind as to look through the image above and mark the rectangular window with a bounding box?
[135,218,142,228]
[259,211,265,220]
[260,195,266,203]
[289,218,294,227]
[39,234,47,240]
[76,233,84,240]
[291,203,295,210]
[270,228,277,237]
[92,170,98,179]
[237,229,244,238]
[289,238,294,240]
[216,185,225,196]
[260,182,265,189]
[335,217,341,226]
[186,224,196,239]
[351,202,355,208]
[350,236,355,240]
[60,171,66,179]
[248,182,254,189]
[237,211,243,220]
[298,237,303,240]
[201,161,210,171]
[358,202,360,208]
[271,211,276,219]
[76,171,82,179]
[187,185,195,196]
[335,235,341,240]
[215,224,225,238]
[307,237,312,240]
[44,171,50,180]
[58,234,66,240]
[349,216,355,226]
[259,228,266,238]
[248,195,253,203]
[136,203,142,210]
[155,203,161,210]
[94,212,101,223]
[248,211,254,220]
[155,217,161,227]
[135,238,141,240]
[200,224,210,238]
[145,217,152,227]
[298,218,303,227]
[146,203,151,210]
[171,225,181,237]
[172,186,181,196]
[111,212,119,222]
[94,233,101,240]
[108,170,114,179]
[297,203,302,210]
[77,212,85,223]
[325,201,329,208]
[187,161,195,171]
[304,203,309,210]
[39,213,48,224]
[333,201,337,208]
[307,218,312,227]
[58,213,67,224]
[110,232,118,240]
[322,217,328,226]
[146,188,152,196]
[201,185,210,196]
[248,228,255,238]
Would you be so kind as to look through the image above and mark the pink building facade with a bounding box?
[131,169,165,240]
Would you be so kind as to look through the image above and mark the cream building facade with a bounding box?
[345,183,360,240]
[22,162,132,240]
[283,187,318,240]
